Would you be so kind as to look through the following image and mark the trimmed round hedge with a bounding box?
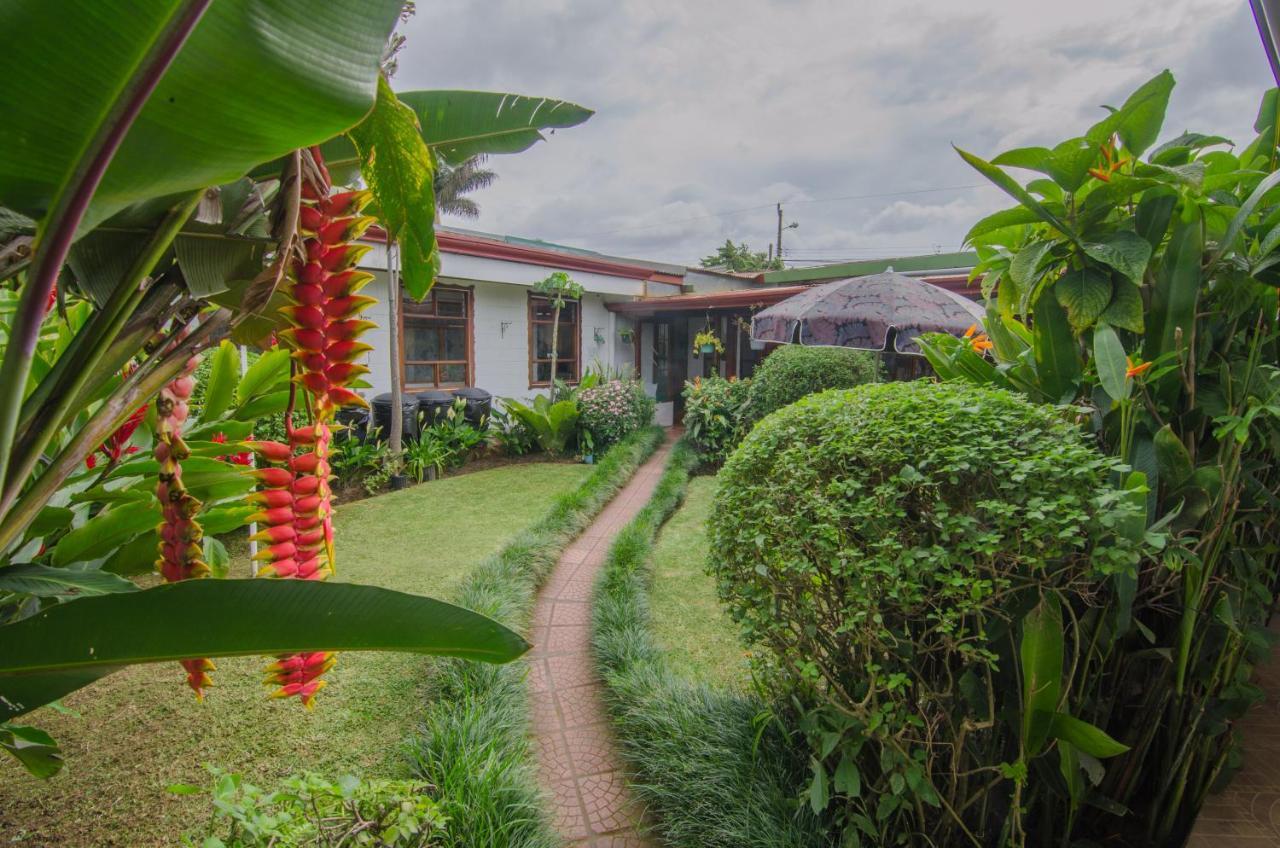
[707,380,1140,842]
[745,344,878,420]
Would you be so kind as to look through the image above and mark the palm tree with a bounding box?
[435,154,496,218]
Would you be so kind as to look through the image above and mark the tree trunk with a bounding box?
[387,240,405,483]
[548,301,561,401]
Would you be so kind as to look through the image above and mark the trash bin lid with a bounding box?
[451,387,491,400]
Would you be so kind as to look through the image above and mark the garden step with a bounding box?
[528,440,671,848]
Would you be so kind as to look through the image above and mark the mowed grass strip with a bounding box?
[0,462,589,848]
[648,474,748,689]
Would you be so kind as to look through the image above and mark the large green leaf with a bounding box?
[236,348,290,405]
[1143,208,1203,372]
[50,499,160,567]
[1033,290,1081,403]
[1086,70,1175,157]
[1020,594,1064,757]
[0,563,139,598]
[1048,712,1129,758]
[955,146,1076,242]
[0,0,403,228]
[1093,323,1129,402]
[0,578,530,721]
[1083,231,1151,285]
[200,340,239,421]
[1055,267,1113,332]
[349,76,439,301]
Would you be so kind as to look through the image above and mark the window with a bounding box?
[528,294,580,386]
[401,285,472,388]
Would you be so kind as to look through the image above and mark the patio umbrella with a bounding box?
[750,270,984,354]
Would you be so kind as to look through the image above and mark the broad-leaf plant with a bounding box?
[0,0,591,778]
[920,71,1280,844]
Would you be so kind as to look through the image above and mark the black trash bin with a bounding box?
[451,387,492,426]
[450,389,488,427]
[416,390,455,429]
[334,405,371,443]
[371,392,419,442]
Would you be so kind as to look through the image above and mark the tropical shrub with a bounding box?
[185,768,445,847]
[489,406,536,456]
[500,395,580,455]
[921,72,1280,843]
[745,345,878,420]
[0,0,591,776]
[681,375,751,464]
[709,382,1145,846]
[577,378,654,453]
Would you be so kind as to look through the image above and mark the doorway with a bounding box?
[652,318,689,423]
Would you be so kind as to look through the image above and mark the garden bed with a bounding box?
[0,462,591,847]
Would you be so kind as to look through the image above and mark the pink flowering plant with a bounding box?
[576,379,654,453]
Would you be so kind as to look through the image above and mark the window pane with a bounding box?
[407,322,440,360]
[556,328,574,357]
[444,326,466,360]
[533,361,551,383]
[406,363,436,384]
[555,360,575,380]
[531,300,556,320]
[441,363,466,385]
[437,289,466,316]
[558,302,578,323]
[534,324,554,358]
[402,292,435,316]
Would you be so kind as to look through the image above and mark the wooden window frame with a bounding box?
[528,293,581,388]
[399,284,474,390]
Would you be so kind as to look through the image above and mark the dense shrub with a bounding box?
[681,376,751,464]
[745,345,878,420]
[709,381,1143,846]
[577,378,654,453]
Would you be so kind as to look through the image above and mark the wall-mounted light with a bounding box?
[500,321,512,338]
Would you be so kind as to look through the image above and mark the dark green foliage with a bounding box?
[593,441,827,847]
[923,74,1280,844]
[709,382,1142,846]
[409,427,664,848]
[681,376,752,464]
[745,345,878,420]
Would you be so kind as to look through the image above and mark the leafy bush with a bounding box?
[709,381,1144,846]
[745,345,878,420]
[489,407,536,456]
[577,378,654,454]
[918,73,1280,844]
[184,768,445,847]
[500,396,579,455]
[681,376,751,464]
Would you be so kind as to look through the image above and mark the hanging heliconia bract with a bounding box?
[244,147,375,708]
[155,353,216,699]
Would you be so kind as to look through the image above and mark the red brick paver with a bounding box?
[1187,620,1280,847]
[528,443,670,848]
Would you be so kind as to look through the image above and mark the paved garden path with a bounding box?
[1187,618,1280,847]
[528,441,671,848]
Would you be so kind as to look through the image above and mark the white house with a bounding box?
[353,226,978,425]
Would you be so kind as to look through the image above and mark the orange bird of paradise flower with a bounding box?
[1126,358,1152,379]
[964,324,993,353]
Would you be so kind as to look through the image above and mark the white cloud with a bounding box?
[394,0,1274,265]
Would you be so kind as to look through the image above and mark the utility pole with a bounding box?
[776,203,784,261]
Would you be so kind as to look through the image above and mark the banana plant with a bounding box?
[0,0,591,777]
[920,71,1280,843]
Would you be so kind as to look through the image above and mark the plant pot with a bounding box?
[389,473,409,491]
[582,454,594,464]
[701,344,717,355]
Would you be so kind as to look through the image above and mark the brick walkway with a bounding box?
[527,443,669,848]
[1187,619,1280,847]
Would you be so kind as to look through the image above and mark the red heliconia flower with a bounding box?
[246,147,378,708]
[155,354,215,700]
[86,402,147,469]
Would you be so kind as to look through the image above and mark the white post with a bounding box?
[387,241,405,485]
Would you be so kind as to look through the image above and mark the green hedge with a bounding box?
[709,382,1141,845]
[592,441,826,847]
[745,344,878,420]
[408,426,664,848]
[681,376,752,465]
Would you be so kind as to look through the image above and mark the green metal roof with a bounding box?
[761,251,978,285]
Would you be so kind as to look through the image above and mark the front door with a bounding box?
[652,319,689,423]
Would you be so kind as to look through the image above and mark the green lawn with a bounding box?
[0,462,588,848]
[648,475,748,689]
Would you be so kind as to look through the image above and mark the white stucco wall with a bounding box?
[358,270,631,404]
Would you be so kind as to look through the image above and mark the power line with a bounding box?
[566,183,987,240]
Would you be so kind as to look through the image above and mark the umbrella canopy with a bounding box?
[750,271,984,354]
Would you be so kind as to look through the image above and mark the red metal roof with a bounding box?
[364,225,680,283]
[604,285,812,316]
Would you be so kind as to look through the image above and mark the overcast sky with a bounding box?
[395,0,1275,267]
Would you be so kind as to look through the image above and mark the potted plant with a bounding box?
[693,328,724,357]
[618,326,635,344]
